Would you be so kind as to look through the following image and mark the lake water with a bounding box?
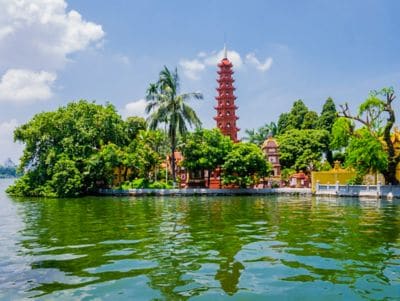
[0,179,399,300]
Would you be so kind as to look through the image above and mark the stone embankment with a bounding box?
[99,187,312,197]
[99,184,400,199]
[315,182,399,199]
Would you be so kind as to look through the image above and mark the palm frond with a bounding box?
[182,103,201,128]
[181,92,203,101]
[177,114,188,137]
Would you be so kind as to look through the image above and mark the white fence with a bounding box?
[315,181,399,198]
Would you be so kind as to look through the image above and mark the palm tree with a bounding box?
[146,66,203,186]
[244,122,278,146]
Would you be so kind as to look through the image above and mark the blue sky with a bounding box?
[1,0,400,162]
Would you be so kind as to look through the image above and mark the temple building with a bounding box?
[261,136,281,177]
[214,46,239,142]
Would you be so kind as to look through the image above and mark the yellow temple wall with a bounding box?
[312,162,400,192]
[311,171,356,192]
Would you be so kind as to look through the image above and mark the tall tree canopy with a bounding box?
[333,88,398,184]
[277,129,330,172]
[181,128,233,185]
[317,97,337,132]
[7,100,166,197]
[146,66,202,186]
[316,97,337,164]
[277,100,317,134]
[222,142,271,188]
[7,100,129,197]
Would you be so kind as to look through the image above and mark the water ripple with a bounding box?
[0,180,399,300]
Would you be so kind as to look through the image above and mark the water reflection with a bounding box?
[0,188,399,300]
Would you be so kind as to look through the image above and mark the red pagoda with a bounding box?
[214,46,239,142]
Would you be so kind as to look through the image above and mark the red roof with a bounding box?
[291,172,307,179]
[218,58,232,66]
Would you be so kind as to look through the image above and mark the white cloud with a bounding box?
[203,49,243,68]
[121,99,147,118]
[0,26,13,40]
[179,59,205,80]
[180,48,274,80]
[0,0,105,70]
[0,119,23,163]
[0,0,104,104]
[180,48,243,80]
[245,53,273,72]
[0,69,56,103]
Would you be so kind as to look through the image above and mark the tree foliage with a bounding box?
[181,128,233,184]
[7,100,165,197]
[344,128,388,180]
[277,129,330,172]
[146,66,202,185]
[277,100,318,134]
[335,87,398,184]
[317,97,337,133]
[222,143,271,188]
[244,122,277,146]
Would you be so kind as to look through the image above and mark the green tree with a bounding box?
[7,100,128,197]
[181,128,233,186]
[146,66,203,186]
[277,100,312,134]
[317,97,337,132]
[222,142,271,188]
[244,122,277,146]
[317,97,337,164]
[125,116,147,140]
[50,155,83,197]
[135,130,166,181]
[84,143,124,190]
[344,128,388,183]
[330,117,353,150]
[287,99,309,130]
[334,88,398,184]
[277,113,290,135]
[277,129,330,172]
[302,111,319,129]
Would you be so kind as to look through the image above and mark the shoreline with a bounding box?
[99,187,312,197]
[99,186,400,199]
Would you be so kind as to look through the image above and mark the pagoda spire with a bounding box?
[223,43,227,59]
[213,48,239,142]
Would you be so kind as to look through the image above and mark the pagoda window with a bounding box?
[226,101,230,105]
[227,111,230,116]
[219,111,222,116]
[227,123,231,128]
[219,123,222,128]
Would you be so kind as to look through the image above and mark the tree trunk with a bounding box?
[326,150,334,165]
[383,160,398,185]
[170,130,177,187]
[382,93,399,184]
[171,146,176,187]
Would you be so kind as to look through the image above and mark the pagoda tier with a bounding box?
[213,105,238,110]
[217,78,235,83]
[214,53,239,142]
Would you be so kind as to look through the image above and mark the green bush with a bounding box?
[120,178,172,189]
